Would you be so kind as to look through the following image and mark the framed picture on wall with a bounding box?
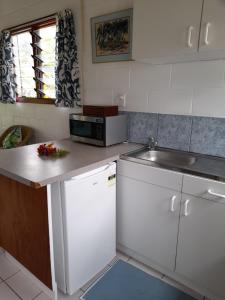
[91,8,133,63]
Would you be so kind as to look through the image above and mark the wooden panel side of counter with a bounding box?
[0,175,52,289]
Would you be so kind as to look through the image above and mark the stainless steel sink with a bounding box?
[128,149,197,167]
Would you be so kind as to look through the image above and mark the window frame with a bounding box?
[9,15,57,105]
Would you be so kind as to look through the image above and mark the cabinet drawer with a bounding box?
[183,174,225,204]
[118,159,182,191]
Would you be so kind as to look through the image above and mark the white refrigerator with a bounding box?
[51,162,116,295]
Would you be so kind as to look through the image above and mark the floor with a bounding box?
[0,250,210,300]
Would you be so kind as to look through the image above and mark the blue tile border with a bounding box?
[157,114,192,151]
[190,117,225,157]
[125,112,225,158]
[126,112,158,144]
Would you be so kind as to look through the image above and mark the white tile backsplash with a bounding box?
[84,68,98,90]
[113,67,131,92]
[0,103,81,144]
[13,117,33,127]
[84,53,225,118]
[124,89,148,112]
[171,61,225,88]
[84,87,114,105]
[0,104,7,116]
[130,62,171,91]
[12,103,36,118]
[1,116,14,127]
[96,66,130,91]
[193,88,225,117]
[148,88,193,115]
[83,57,225,117]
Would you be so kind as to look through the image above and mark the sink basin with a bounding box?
[130,149,197,167]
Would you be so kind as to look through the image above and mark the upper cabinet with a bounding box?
[199,0,225,53]
[132,0,225,64]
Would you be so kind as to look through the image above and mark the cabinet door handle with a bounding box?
[170,195,176,212]
[204,22,211,45]
[183,199,190,216]
[187,26,194,48]
[208,189,225,199]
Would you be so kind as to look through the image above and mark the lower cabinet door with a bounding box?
[117,175,181,272]
[176,194,225,299]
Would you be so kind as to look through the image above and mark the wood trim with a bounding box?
[5,15,56,35]
[0,175,52,289]
[32,19,56,31]
[30,182,43,189]
[16,98,55,105]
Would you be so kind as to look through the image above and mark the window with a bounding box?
[11,17,56,103]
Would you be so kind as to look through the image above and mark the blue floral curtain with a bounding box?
[55,9,81,107]
[0,31,16,103]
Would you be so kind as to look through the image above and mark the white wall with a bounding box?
[0,0,82,143]
[83,0,225,118]
[0,103,80,143]
[1,0,225,143]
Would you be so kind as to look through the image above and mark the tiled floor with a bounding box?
[0,250,210,300]
[0,251,51,300]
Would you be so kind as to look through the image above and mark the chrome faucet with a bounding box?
[148,136,157,150]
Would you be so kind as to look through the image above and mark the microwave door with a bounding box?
[70,119,105,146]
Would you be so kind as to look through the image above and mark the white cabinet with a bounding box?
[176,193,225,299]
[117,160,225,299]
[117,160,182,272]
[199,0,225,56]
[133,0,225,63]
[133,0,203,63]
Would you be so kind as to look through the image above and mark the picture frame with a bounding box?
[91,8,133,63]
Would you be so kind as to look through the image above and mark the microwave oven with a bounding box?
[69,114,127,146]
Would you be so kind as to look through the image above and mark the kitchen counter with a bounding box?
[0,140,143,188]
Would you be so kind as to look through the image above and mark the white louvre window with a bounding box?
[11,17,56,102]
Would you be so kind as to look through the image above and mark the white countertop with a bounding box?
[0,140,143,188]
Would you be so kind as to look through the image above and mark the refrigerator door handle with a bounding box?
[66,163,115,182]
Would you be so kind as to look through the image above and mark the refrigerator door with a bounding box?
[61,163,116,295]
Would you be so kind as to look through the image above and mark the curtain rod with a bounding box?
[4,13,57,32]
